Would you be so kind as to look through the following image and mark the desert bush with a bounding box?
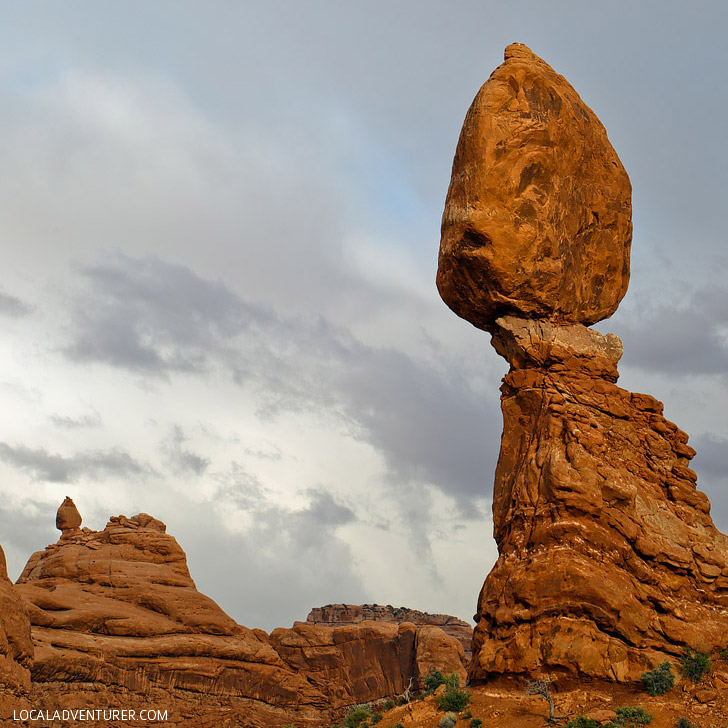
[565,718,599,728]
[641,661,675,695]
[675,719,699,728]
[423,668,446,694]
[370,713,382,725]
[392,724,404,728]
[461,710,472,719]
[343,706,371,728]
[469,720,482,728]
[719,644,728,663]
[604,706,653,727]
[439,713,457,728]
[679,647,711,683]
[382,699,395,711]
[525,679,555,721]
[435,673,471,712]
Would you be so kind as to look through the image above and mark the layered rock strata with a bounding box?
[10,502,467,726]
[470,317,728,681]
[15,509,330,727]
[304,603,473,661]
[438,43,728,683]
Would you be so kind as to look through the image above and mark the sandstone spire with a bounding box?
[438,44,728,682]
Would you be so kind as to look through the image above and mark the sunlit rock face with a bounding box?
[438,43,632,332]
[439,44,728,683]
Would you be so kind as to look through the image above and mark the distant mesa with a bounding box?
[437,42,632,331]
[304,603,473,662]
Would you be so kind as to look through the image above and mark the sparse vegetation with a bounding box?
[469,720,482,728]
[439,713,457,728]
[641,661,675,695]
[435,673,471,712]
[343,706,372,728]
[604,706,653,727]
[392,724,404,728]
[719,643,728,663]
[676,719,699,728]
[679,647,711,683]
[423,668,446,694]
[525,679,556,722]
[382,699,395,711]
[370,713,382,725]
[564,718,599,728]
[461,710,472,720]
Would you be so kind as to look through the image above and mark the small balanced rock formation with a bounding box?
[304,603,473,662]
[438,43,728,682]
[55,495,82,537]
[13,503,467,726]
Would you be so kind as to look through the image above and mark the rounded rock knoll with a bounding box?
[437,42,632,330]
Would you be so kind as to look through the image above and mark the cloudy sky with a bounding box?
[0,1,726,631]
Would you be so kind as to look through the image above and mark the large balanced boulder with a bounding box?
[437,43,632,331]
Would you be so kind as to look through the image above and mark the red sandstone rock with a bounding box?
[0,542,33,720]
[437,43,631,331]
[305,603,473,661]
[270,620,466,707]
[469,318,728,682]
[55,495,82,536]
[15,511,329,727]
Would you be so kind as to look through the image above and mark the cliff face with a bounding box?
[305,603,473,661]
[0,543,33,716]
[7,502,467,726]
[437,43,728,683]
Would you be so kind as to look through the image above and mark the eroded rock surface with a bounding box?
[437,43,631,331]
[0,543,33,704]
[15,513,329,727]
[305,603,473,661]
[55,495,82,536]
[470,318,728,681]
[271,621,466,706]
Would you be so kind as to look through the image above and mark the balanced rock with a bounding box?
[305,603,473,661]
[55,495,82,535]
[437,43,631,331]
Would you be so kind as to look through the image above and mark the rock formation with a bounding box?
[438,42,631,331]
[15,511,330,726]
[0,543,33,705]
[304,603,473,660]
[270,620,466,704]
[438,44,728,683]
[10,504,467,726]
[55,495,82,536]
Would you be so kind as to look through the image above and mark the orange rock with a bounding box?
[437,43,631,331]
[55,495,82,536]
[469,318,728,682]
[305,603,473,661]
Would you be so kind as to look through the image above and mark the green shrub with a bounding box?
[435,674,471,712]
[676,719,699,728]
[382,699,395,711]
[439,713,457,728]
[392,724,404,728]
[370,713,382,725]
[641,661,675,695]
[469,720,482,728]
[604,706,653,727]
[565,718,599,728]
[718,644,728,663]
[460,711,472,720]
[343,706,371,728]
[423,668,446,694]
[679,647,711,683]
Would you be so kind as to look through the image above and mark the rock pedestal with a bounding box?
[470,318,728,681]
